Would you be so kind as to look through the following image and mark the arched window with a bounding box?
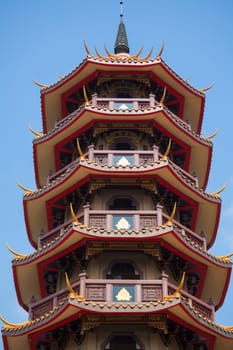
[108,197,137,210]
[111,139,135,150]
[104,335,143,350]
[106,262,140,280]
[116,92,132,98]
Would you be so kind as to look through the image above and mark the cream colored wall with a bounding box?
[56,251,185,293]
[75,325,180,350]
[86,251,160,280]
[91,189,154,210]
[94,131,152,151]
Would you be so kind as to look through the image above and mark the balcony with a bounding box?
[91,93,155,110]
[48,145,198,188]
[39,203,206,250]
[29,273,215,322]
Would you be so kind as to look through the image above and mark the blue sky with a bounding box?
[0,0,233,346]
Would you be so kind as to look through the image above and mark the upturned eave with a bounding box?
[12,222,231,311]
[33,105,212,190]
[39,55,205,135]
[2,297,233,350]
[23,160,221,249]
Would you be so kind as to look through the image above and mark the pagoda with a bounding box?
[2,4,233,350]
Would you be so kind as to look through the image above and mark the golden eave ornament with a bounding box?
[65,272,84,301]
[155,42,164,60]
[157,86,167,106]
[160,137,171,161]
[210,184,226,199]
[33,80,48,90]
[16,180,34,195]
[69,203,80,225]
[218,252,233,263]
[28,124,43,138]
[165,202,177,226]
[203,129,218,142]
[77,138,87,160]
[82,85,90,106]
[0,315,29,330]
[6,244,27,259]
[163,272,185,301]
[198,83,214,94]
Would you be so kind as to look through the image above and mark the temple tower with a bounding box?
[2,4,233,350]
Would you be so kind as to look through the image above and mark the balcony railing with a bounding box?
[91,93,156,110]
[48,145,198,188]
[29,273,215,322]
[39,206,205,248]
[38,204,206,250]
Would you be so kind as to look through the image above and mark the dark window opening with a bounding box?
[109,198,136,210]
[116,92,132,98]
[104,335,142,350]
[107,262,140,280]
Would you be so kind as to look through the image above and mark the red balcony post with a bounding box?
[83,204,90,226]
[134,214,140,230]
[106,284,112,302]
[149,93,155,107]
[108,153,114,166]
[156,204,163,226]
[161,272,169,298]
[152,144,159,161]
[92,93,97,107]
[109,100,114,109]
[88,144,94,162]
[134,152,139,166]
[79,272,87,297]
[106,214,112,230]
[135,284,141,302]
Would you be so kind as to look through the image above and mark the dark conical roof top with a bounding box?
[114,3,129,55]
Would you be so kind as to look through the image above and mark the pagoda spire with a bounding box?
[114,1,130,54]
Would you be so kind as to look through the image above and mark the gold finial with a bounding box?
[210,184,226,199]
[155,42,164,59]
[65,272,84,300]
[82,85,90,106]
[84,41,92,58]
[0,315,29,329]
[138,47,153,62]
[165,202,177,226]
[104,45,114,58]
[16,180,34,195]
[160,138,171,161]
[164,272,185,300]
[198,83,214,93]
[6,244,27,259]
[157,86,167,106]
[131,47,143,59]
[94,46,106,60]
[28,124,43,138]
[203,129,218,141]
[218,252,233,263]
[76,138,87,160]
[32,80,48,90]
[69,203,80,225]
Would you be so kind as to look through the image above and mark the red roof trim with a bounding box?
[40,59,205,134]
[34,107,212,189]
[25,163,221,247]
[168,309,215,349]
